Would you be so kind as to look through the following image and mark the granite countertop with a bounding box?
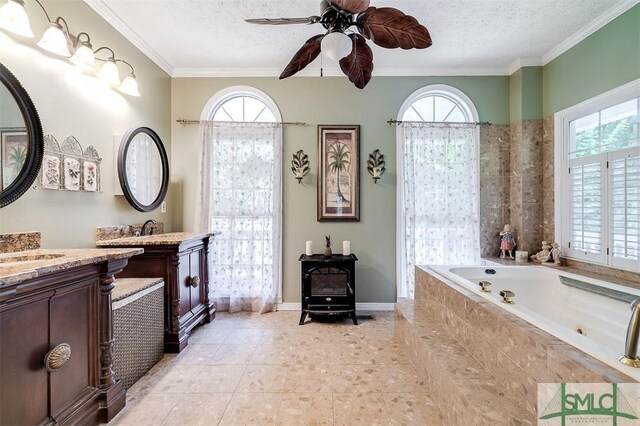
[0,248,144,287]
[95,231,218,247]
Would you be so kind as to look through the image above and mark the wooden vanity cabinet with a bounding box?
[113,235,215,353]
[0,258,129,425]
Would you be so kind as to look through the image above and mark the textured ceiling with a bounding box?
[85,0,626,76]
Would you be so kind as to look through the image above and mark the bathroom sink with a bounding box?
[0,254,65,263]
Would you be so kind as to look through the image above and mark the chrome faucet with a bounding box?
[620,298,640,368]
[141,219,157,236]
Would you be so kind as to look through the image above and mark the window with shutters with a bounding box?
[558,87,639,272]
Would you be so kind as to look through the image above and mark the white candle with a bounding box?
[305,241,313,256]
[343,241,351,255]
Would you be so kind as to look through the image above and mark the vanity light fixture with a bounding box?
[0,0,141,97]
[37,18,71,57]
[69,33,96,72]
[95,47,121,87]
[117,59,140,97]
[0,0,34,38]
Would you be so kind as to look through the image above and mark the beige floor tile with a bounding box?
[284,364,333,393]
[189,327,231,344]
[174,343,220,365]
[276,393,334,425]
[161,393,233,425]
[373,364,428,393]
[222,328,265,344]
[383,393,445,425]
[236,364,289,392]
[111,393,180,425]
[190,365,246,393]
[331,365,381,393]
[144,365,205,394]
[209,344,257,364]
[332,393,390,426]
[218,392,282,425]
[250,344,294,365]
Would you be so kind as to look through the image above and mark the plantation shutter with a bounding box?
[569,159,604,258]
[609,148,640,268]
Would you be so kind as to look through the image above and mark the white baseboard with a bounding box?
[277,302,395,311]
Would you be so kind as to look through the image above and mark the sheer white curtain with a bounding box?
[399,122,481,298]
[195,121,283,313]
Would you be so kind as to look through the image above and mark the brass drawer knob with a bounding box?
[190,276,200,288]
[44,343,71,372]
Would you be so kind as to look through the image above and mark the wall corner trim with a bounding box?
[83,0,174,76]
[541,0,638,65]
[508,57,543,75]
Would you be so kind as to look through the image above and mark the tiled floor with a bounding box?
[110,311,443,425]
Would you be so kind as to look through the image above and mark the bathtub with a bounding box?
[429,265,640,380]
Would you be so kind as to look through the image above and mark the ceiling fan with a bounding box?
[246,0,432,89]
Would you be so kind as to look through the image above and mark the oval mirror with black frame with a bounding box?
[0,62,44,208]
[118,127,169,212]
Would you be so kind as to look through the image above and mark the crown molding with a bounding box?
[507,57,543,75]
[172,66,510,78]
[542,0,638,65]
[83,0,174,76]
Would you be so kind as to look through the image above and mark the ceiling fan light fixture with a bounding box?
[321,31,352,62]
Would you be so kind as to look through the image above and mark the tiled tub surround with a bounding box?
[96,223,165,242]
[0,231,41,253]
[395,267,636,424]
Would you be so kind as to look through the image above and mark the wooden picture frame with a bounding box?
[317,124,360,221]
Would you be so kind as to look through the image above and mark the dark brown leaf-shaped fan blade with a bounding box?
[245,16,321,25]
[280,35,324,80]
[331,0,370,13]
[339,34,373,89]
[359,7,432,50]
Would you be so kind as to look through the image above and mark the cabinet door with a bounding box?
[189,250,202,311]
[178,252,192,320]
[0,298,50,425]
[49,282,96,417]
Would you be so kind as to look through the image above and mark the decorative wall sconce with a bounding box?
[367,149,386,183]
[291,150,310,184]
[0,0,140,97]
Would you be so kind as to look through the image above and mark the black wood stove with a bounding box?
[298,254,358,325]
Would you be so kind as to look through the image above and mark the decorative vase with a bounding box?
[323,235,332,258]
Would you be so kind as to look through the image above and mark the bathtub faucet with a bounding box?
[620,298,640,368]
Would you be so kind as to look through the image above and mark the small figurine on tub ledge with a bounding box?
[499,224,516,259]
[551,242,562,264]
[530,241,552,262]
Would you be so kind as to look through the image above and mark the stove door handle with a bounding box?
[347,283,354,295]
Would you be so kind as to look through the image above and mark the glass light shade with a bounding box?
[69,43,95,72]
[0,0,34,38]
[119,74,140,97]
[98,59,120,87]
[320,31,352,61]
[37,24,71,57]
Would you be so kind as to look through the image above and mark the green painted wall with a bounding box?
[543,5,640,116]
[510,67,543,123]
[171,76,510,303]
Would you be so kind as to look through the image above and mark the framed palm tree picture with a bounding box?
[1,129,28,191]
[317,125,360,221]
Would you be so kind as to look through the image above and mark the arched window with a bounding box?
[397,85,480,298]
[197,86,283,313]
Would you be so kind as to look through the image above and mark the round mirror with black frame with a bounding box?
[118,126,169,212]
[0,62,44,208]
